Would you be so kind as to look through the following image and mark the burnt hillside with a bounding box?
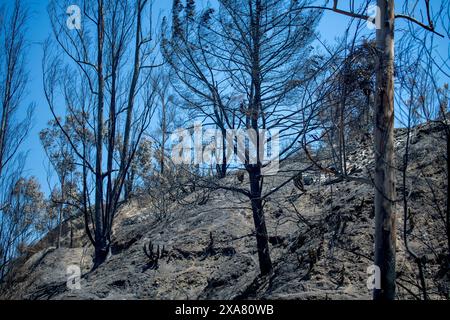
[1,121,449,300]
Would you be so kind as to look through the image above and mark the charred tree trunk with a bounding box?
[446,126,450,258]
[124,169,135,201]
[245,0,272,276]
[160,96,166,176]
[69,219,73,248]
[119,0,143,203]
[57,176,65,249]
[248,166,272,275]
[216,128,227,179]
[373,0,396,300]
[93,0,109,269]
[339,96,347,175]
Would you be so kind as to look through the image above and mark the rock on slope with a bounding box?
[1,122,449,300]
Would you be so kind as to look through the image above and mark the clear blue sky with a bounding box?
[2,0,448,195]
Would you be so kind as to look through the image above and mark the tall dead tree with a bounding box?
[164,0,323,275]
[45,0,158,268]
[0,0,35,283]
[302,0,445,300]
[372,0,397,301]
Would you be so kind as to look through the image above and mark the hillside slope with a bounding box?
[1,122,449,300]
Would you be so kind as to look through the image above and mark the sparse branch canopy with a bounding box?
[0,0,38,284]
[163,0,323,275]
[45,0,158,268]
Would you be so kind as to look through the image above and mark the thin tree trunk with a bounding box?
[125,168,135,200]
[93,0,108,269]
[249,167,272,275]
[161,93,166,175]
[446,128,450,258]
[373,0,396,300]
[105,55,118,234]
[57,176,65,249]
[216,128,227,178]
[246,0,272,276]
[0,21,15,177]
[120,0,143,203]
[0,100,9,177]
[69,219,73,248]
[339,97,347,175]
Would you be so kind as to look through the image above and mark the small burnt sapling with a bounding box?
[142,241,168,271]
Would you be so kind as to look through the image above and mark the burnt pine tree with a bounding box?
[45,0,158,268]
[164,0,322,275]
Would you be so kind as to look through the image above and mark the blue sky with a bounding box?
[9,0,173,194]
[2,0,448,195]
